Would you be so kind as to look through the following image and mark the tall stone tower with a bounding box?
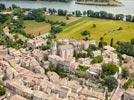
[50,40,57,55]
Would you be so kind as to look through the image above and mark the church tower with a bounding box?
[50,40,57,55]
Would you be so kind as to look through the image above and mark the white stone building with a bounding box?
[58,44,74,59]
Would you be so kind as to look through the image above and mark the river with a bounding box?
[0,0,134,15]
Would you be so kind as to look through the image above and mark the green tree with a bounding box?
[81,30,90,36]
[0,86,6,96]
[107,13,114,19]
[13,8,24,18]
[24,9,45,22]
[92,55,103,64]
[116,42,134,57]
[60,21,66,26]
[0,3,6,11]
[98,37,104,48]
[58,9,67,16]
[0,15,8,23]
[12,4,18,9]
[99,11,108,19]
[126,15,132,22]
[51,26,63,34]
[115,14,124,21]
[66,15,69,20]
[75,10,82,17]
[83,11,87,16]
[105,76,118,92]
[87,10,94,17]
[122,68,129,79]
[102,63,119,76]
[131,38,134,45]
[110,38,114,47]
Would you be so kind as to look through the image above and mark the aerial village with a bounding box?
[0,3,134,100]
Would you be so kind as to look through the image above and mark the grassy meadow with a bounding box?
[23,15,134,44]
[57,17,134,44]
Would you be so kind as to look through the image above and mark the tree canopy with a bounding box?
[102,63,119,76]
[104,76,118,92]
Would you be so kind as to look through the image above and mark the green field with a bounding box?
[24,20,51,36]
[57,17,134,44]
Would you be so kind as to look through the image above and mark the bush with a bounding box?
[92,24,96,28]
[102,63,119,76]
[77,52,87,58]
[81,30,90,36]
[66,15,69,20]
[51,26,63,34]
[92,56,103,64]
[79,65,89,72]
[117,27,123,31]
[123,79,134,90]
[41,44,50,50]
[60,22,66,26]
[0,86,6,96]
